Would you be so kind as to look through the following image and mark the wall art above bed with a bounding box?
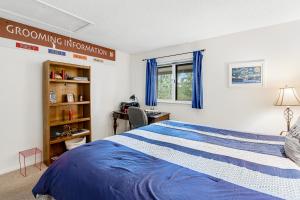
[228,60,265,87]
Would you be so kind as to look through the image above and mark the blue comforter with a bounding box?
[33,120,300,200]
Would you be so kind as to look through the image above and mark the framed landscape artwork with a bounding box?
[228,60,265,87]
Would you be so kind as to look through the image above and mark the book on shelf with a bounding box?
[72,129,90,136]
[52,129,90,139]
[73,77,88,81]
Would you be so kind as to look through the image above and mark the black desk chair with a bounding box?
[128,107,148,129]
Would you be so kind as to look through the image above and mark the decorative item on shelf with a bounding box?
[60,69,69,80]
[61,69,65,80]
[66,93,75,102]
[228,60,264,87]
[55,73,62,80]
[274,86,300,135]
[68,108,73,120]
[67,76,74,80]
[62,125,72,136]
[65,73,71,80]
[53,127,89,138]
[62,108,74,121]
[50,69,55,79]
[79,95,84,102]
[49,90,57,103]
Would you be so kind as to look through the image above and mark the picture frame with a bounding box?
[49,90,56,103]
[228,60,265,87]
[66,93,75,102]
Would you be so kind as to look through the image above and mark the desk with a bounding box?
[112,111,170,134]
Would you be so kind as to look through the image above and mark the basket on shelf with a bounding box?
[65,137,86,150]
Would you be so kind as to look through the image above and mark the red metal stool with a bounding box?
[19,147,42,177]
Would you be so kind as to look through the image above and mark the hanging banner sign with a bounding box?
[16,42,39,51]
[0,17,115,61]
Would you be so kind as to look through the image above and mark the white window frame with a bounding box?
[157,61,192,104]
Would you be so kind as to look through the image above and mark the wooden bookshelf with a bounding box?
[43,60,92,166]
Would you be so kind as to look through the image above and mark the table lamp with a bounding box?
[274,86,300,135]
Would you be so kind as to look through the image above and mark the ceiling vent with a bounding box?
[0,0,93,33]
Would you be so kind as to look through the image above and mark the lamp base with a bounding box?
[280,107,293,136]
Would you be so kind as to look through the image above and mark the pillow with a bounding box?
[289,117,300,139]
[284,117,300,167]
[284,134,300,166]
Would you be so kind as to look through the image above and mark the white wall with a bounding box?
[0,41,130,174]
[2,20,300,175]
[130,20,300,135]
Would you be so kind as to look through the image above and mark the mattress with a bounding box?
[33,120,300,200]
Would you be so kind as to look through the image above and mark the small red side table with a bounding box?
[19,147,42,177]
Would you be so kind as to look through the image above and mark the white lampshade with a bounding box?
[274,87,300,106]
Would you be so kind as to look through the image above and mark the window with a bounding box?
[157,62,193,103]
[176,64,193,101]
[157,66,172,100]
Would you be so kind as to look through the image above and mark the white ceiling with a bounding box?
[1,0,300,53]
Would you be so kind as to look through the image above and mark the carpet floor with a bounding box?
[0,165,46,200]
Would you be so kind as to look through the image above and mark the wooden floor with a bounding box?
[0,165,47,200]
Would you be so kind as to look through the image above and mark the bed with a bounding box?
[33,120,300,200]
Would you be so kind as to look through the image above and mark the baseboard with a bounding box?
[0,165,20,175]
[0,160,38,175]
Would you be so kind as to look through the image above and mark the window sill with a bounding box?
[157,100,191,105]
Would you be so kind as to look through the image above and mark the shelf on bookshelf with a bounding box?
[49,80,90,84]
[49,117,91,126]
[49,101,90,107]
[50,132,90,144]
[47,61,90,69]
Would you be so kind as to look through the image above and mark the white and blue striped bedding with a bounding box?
[33,120,300,200]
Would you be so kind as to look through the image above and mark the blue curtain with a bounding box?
[192,51,204,109]
[145,58,157,106]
